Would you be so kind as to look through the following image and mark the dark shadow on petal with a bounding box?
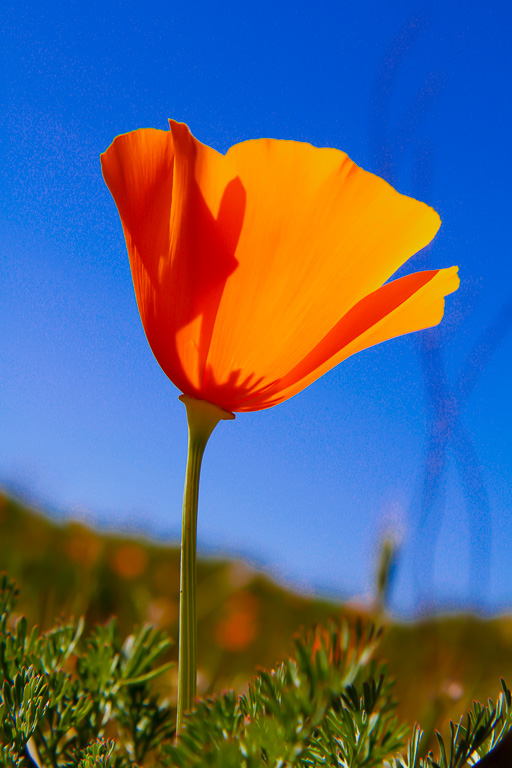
[129,171,246,397]
[201,364,271,412]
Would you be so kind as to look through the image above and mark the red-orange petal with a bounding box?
[101,123,246,396]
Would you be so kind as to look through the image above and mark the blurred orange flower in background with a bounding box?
[214,591,260,652]
[101,121,458,412]
[111,543,148,580]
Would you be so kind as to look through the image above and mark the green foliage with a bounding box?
[384,679,512,768]
[0,574,174,766]
[0,572,511,766]
[4,491,512,751]
[66,740,117,768]
[159,622,407,767]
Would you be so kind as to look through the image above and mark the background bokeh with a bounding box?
[1,1,511,614]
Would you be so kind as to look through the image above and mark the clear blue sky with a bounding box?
[1,1,511,614]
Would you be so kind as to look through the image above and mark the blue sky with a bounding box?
[1,1,511,614]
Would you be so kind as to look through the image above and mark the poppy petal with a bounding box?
[235,265,459,411]
[101,128,191,391]
[101,123,245,394]
[202,138,441,406]
[166,121,245,392]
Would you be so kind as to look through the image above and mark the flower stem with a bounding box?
[176,395,234,735]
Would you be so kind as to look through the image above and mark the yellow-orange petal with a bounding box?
[237,266,459,411]
[200,138,441,406]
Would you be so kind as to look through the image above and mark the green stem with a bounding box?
[176,395,234,735]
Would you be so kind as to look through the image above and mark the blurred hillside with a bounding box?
[1,488,511,749]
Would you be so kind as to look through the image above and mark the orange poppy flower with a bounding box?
[101,121,458,412]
